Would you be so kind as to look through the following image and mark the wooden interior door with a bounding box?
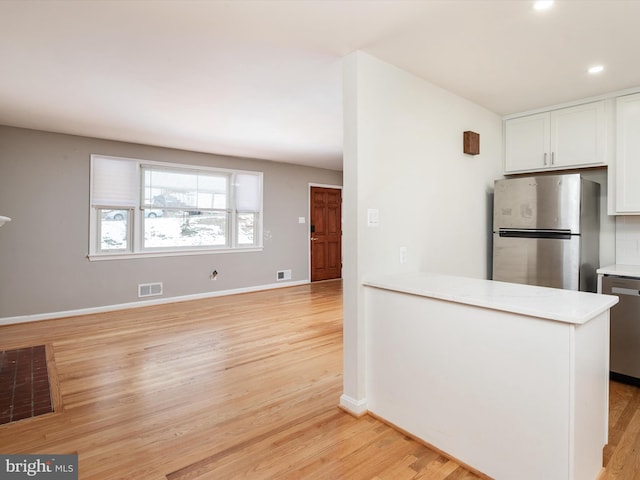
[310,187,342,282]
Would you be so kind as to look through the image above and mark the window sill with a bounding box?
[87,246,263,261]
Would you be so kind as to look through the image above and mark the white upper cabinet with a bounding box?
[612,93,640,214]
[504,100,610,174]
[504,112,549,173]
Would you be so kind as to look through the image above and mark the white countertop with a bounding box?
[363,271,619,325]
[597,264,640,278]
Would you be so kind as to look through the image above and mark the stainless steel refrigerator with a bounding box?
[492,173,600,292]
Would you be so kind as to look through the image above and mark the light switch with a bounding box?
[298,217,306,224]
[400,246,407,264]
[367,208,379,227]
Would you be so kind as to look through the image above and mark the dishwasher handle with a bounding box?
[612,287,640,296]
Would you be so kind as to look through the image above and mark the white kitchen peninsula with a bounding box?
[363,272,619,480]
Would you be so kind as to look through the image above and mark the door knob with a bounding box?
[310,237,318,241]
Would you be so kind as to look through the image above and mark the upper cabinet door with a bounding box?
[614,93,640,214]
[551,101,607,169]
[504,112,550,173]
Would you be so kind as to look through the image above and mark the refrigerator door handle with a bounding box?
[498,228,573,240]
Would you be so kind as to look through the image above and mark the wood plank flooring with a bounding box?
[0,280,638,479]
[602,380,640,480]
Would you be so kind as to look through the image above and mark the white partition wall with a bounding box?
[341,51,503,415]
[365,281,611,480]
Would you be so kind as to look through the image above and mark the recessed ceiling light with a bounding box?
[533,1,554,10]
[588,65,605,74]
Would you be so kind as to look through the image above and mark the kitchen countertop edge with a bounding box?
[597,264,640,277]
[363,271,619,325]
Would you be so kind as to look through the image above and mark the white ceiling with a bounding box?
[2,1,640,172]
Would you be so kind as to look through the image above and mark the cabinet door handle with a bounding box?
[551,152,555,165]
[544,153,548,165]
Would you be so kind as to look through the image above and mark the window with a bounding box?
[90,155,263,259]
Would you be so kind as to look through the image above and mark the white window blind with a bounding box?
[91,156,138,207]
[235,173,261,211]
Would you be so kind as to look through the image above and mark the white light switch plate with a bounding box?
[400,246,407,264]
[367,208,379,227]
[298,217,306,224]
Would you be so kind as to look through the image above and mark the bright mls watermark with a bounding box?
[0,455,77,479]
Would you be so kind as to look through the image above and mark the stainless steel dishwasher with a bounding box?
[603,275,640,385]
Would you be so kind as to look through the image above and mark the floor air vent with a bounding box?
[138,282,163,298]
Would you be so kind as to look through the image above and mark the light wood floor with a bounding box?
[0,280,639,479]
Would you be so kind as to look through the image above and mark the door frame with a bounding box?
[308,183,343,282]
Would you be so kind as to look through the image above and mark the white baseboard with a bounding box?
[0,280,309,326]
[339,394,368,417]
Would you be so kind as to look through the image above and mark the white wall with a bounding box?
[342,51,503,412]
[615,216,640,265]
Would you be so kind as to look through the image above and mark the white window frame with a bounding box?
[89,154,263,261]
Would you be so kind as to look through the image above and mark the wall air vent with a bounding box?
[138,282,163,298]
[276,270,292,281]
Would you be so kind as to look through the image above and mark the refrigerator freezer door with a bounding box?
[492,234,580,290]
[493,174,582,232]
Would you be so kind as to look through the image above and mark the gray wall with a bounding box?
[0,126,342,318]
